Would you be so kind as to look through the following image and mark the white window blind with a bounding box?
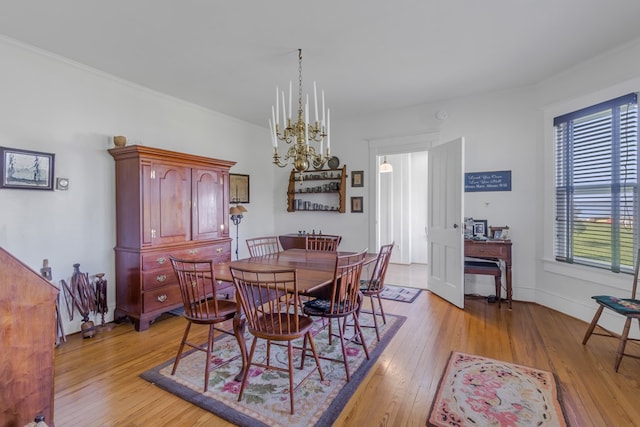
[554,93,639,273]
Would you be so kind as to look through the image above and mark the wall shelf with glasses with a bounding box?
[287,165,347,213]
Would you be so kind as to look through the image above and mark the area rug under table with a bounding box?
[428,351,567,427]
[379,285,422,303]
[141,312,405,427]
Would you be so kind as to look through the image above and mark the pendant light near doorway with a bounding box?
[379,156,393,173]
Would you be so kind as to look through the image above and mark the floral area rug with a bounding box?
[380,285,422,303]
[141,311,405,427]
[428,352,568,427]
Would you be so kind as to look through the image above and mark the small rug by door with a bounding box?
[428,352,567,427]
[380,285,422,303]
[141,312,405,427]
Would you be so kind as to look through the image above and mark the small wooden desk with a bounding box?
[464,239,513,309]
[278,234,342,250]
[214,249,375,380]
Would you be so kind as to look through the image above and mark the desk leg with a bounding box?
[506,265,513,309]
[233,312,247,382]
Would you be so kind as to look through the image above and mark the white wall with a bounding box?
[0,37,273,334]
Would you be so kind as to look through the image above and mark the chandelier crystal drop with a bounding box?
[269,49,331,175]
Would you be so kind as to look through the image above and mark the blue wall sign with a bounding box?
[465,170,512,192]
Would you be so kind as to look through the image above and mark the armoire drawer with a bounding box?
[142,244,229,271]
[143,285,182,312]
[142,268,178,291]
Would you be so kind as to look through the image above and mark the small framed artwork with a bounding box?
[351,170,364,187]
[230,173,250,203]
[472,219,488,237]
[1,147,55,190]
[490,226,510,240]
[351,196,363,213]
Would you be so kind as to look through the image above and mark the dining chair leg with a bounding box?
[336,317,351,382]
[238,336,259,403]
[299,334,308,369]
[494,275,502,308]
[370,295,381,342]
[204,324,216,392]
[307,332,324,381]
[287,341,295,414]
[615,317,633,372]
[375,294,387,324]
[266,341,272,367]
[328,319,334,345]
[171,321,192,375]
[353,313,370,360]
[583,305,604,345]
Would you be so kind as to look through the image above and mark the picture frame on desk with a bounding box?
[473,219,487,237]
[490,225,510,240]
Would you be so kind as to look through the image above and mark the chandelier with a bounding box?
[269,49,331,173]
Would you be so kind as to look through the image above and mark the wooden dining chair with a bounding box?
[305,234,341,251]
[246,236,280,257]
[229,267,324,415]
[302,249,369,382]
[582,248,640,372]
[360,242,394,341]
[169,257,238,392]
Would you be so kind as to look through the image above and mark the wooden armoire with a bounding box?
[109,145,235,331]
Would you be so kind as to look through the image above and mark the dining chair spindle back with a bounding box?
[229,267,324,414]
[360,242,394,341]
[246,236,280,257]
[305,234,341,251]
[169,257,238,392]
[302,249,369,381]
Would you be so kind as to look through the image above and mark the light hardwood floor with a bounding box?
[54,264,640,426]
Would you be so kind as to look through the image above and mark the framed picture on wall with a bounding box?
[230,173,250,203]
[351,170,364,187]
[351,196,363,213]
[0,147,55,190]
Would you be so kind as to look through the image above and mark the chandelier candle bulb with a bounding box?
[322,90,325,127]
[281,91,287,129]
[305,105,309,145]
[288,80,292,120]
[314,81,319,123]
[327,108,331,153]
[276,86,280,126]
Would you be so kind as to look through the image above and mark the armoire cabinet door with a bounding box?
[146,162,192,246]
[192,168,228,240]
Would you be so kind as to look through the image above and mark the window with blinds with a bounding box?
[554,93,639,273]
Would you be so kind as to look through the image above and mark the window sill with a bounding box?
[542,257,631,291]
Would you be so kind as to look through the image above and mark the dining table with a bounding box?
[213,248,376,381]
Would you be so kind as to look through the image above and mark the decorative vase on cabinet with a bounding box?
[108,145,235,331]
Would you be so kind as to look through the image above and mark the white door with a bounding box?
[427,137,464,308]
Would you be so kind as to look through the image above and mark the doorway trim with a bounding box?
[367,131,439,254]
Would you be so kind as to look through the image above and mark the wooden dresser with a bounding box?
[1,247,58,426]
[109,146,235,331]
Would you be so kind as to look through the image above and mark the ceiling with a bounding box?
[1,1,640,128]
